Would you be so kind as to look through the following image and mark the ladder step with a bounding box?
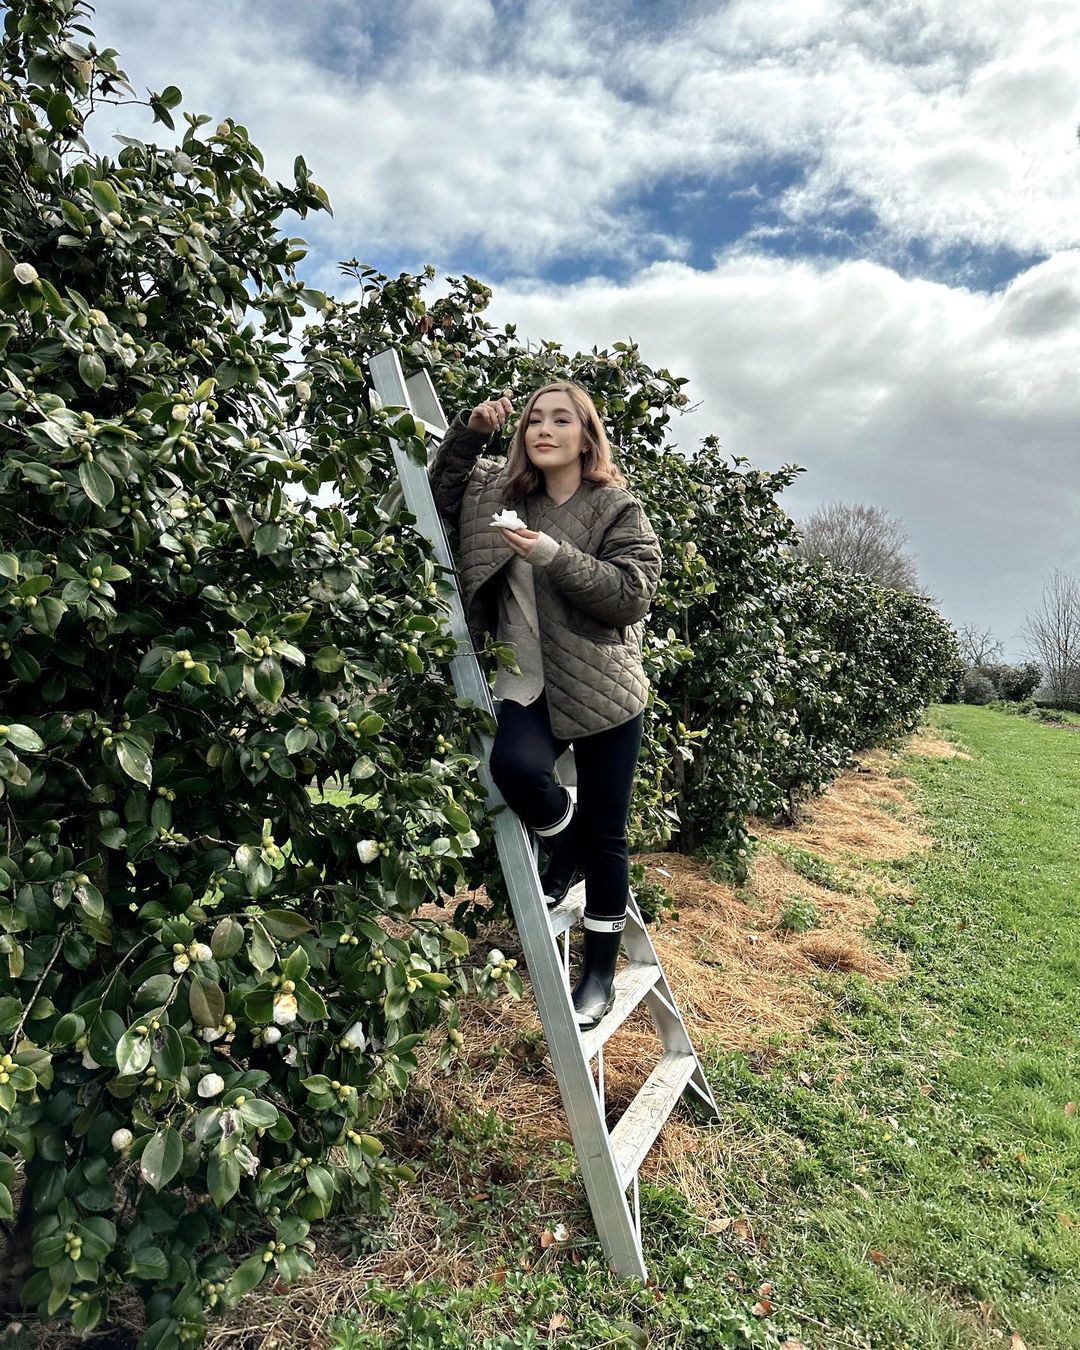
[579,961,661,1061]
[546,880,586,936]
[610,1052,697,1187]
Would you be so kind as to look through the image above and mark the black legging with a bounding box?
[489,689,644,919]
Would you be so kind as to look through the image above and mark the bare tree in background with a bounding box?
[795,501,920,592]
[1024,570,1080,704]
[956,623,1004,666]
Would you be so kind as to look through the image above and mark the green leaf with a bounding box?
[90,180,123,216]
[78,351,106,392]
[313,645,344,673]
[189,977,224,1028]
[4,724,44,752]
[208,1152,240,1208]
[129,1246,169,1281]
[117,739,152,787]
[304,1163,334,1206]
[260,909,311,939]
[78,457,114,507]
[293,979,327,1022]
[140,1127,183,1191]
[228,1251,267,1298]
[0,996,22,1034]
[253,523,284,557]
[151,1024,184,1080]
[236,1098,276,1128]
[253,655,284,703]
[115,1026,151,1076]
[211,916,244,960]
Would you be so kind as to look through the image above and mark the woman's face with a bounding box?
[523,391,584,472]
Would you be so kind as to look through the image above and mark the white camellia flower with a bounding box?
[356,839,379,864]
[341,1023,366,1051]
[191,943,213,963]
[488,949,505,966]
[272,992,298,1025]
[490,508,526,530]
[173,953,190,973]
[201,1026,223,1043]
[13,263,38,285]
[81,1048,100,1070]
[197,1072,225,1098]
[262,1025,282,1044]
[282,1045,298,1067]
[111,1128,133,1151]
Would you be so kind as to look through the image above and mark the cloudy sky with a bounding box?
[89,0,1080,661]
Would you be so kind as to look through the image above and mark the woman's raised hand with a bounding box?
[468,395,513,437]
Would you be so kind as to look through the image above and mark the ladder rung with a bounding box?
[610,1052,697,1187]
[579,961,661,1061]
[546,881,586,936]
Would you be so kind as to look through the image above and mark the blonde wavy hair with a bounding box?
[500,380,626,506]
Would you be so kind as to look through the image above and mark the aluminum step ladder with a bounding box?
[368,348,720,1281]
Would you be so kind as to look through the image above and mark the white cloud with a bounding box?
[88,0,1080,272]
[484,250,1080,658]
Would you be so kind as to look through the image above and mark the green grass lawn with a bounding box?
[328,705,1080,1349]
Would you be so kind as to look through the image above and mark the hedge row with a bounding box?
[0,5,957,1345]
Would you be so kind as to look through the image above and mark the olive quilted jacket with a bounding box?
[429,409,662,739]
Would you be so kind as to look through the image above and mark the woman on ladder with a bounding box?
[430,381,662,1030]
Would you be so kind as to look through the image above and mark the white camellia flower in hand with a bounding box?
[341,1022,366,1051]
[111,1128,133,1151]
[197,1073,225,1098]
[490,508,526,531]
[272,992,298,1025]
[356,839,379,864]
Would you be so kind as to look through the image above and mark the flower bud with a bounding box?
[263,1025,282,1044]
[272,992,298,1025]
[356,839,379,864]
[111,1127,133,1151]
[197,1073,225,1098]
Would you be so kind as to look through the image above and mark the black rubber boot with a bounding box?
[535,792,584,906]
[571,913,625,1029]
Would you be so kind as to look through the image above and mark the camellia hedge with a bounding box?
[0,2,959,1344]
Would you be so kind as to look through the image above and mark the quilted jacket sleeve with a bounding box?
[428,409,499,527]
[537,497,662,627]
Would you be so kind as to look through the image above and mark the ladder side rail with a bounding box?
[367,348,649,1281]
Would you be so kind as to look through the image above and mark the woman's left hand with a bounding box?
[500,526,539,559]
